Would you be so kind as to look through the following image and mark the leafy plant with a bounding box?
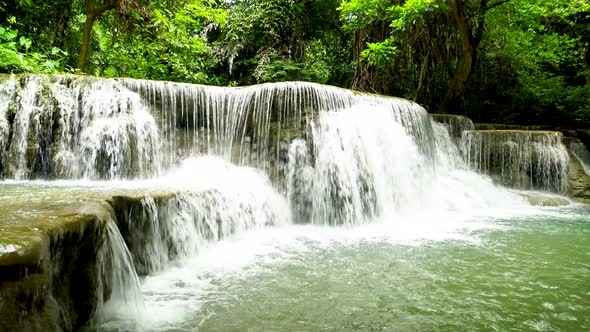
[0,26,66,73]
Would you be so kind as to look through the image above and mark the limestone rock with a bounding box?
[568,152,590,203]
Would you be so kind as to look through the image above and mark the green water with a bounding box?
[180,209,590,331]
[2,182,589,331]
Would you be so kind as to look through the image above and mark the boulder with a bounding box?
[568,152,590,203]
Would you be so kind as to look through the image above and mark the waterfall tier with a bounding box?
[111,157,290,275]
[1,74,587,330]
[0,197,142,330]
[0,74,433,180]
[462,130,569,193]
[567,138,590,175]
[284,106,526,225]
[430,114,475,140]
[0,74,161,179]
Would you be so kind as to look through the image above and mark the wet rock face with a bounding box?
[430,114,474,140]
[568,153,590,203]
[0,214,105,331]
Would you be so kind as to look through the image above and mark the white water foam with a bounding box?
[53,78,162,179]
[1,76,581,330]
[285,104,526,225]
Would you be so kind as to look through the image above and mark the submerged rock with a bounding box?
[519,192,571,207]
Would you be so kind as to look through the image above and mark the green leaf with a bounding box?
[19,36,32,50]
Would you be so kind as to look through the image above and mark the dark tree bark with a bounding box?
[439,0,512,114]
[438,0,486,114]
[52,0,74,49]
[78,0,118,71]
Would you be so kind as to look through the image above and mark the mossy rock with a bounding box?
[0,210,108,331]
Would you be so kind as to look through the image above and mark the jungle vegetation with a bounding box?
[0,0,588,125]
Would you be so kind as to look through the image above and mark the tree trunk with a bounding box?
[78,13,96,71]
[53,0,73,49]
[438,44,477,114]
[77,0,117,72]
[438,0,486,114]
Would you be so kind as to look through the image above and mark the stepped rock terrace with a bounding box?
[0,75,589,330]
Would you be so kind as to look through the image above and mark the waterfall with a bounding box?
[284,105,524,225]
[3,74,577,329]
[462,130,569,193]
[94,216,144,322]
[0,75,432,180]
[432,120,466,170]
[569,139,590,175]
[430,114,474,141]
[120,78,435,176]
[113,157,290,275]
[52,77,162,179]
[7,75,42,179]
[0,75,162,179]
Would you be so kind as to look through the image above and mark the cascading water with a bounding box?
[120,79,435,176]
[93,215,144,324]
[286,104,428,225]
[462,130,569,193]
[430,113,475,141]
[8,75,42,179]
[284,104,525,225]
[0,75,162,179]
[1,74,586,331]
[52,77,162,179]
[114,157,290,275]
[0,75,433,180]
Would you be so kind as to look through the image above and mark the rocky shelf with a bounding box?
[0,186,176,330]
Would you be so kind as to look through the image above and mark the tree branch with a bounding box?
[472,0,487,46]
[94,0,117,17]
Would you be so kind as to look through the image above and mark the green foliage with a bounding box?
[339,0,393,31]
[361,38,398,66]
[0,26,66,73]
[0,0,587,126]
[219,0,350,85]
[85,1,225,84]
[479,0,590,124]
[339,0,588,125]
[254,52,302,82]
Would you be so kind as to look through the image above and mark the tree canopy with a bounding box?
[0,0,588,125]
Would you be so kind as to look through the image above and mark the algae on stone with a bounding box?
[0,185,147,331]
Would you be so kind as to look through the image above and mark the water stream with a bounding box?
[0,75,588,331]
